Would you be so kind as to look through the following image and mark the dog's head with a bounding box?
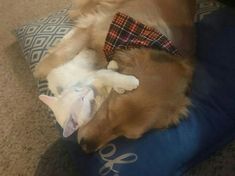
[77,49,193,153]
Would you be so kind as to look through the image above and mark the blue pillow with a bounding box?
[63,6,235,176]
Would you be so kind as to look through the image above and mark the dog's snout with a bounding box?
[79,137,98,153]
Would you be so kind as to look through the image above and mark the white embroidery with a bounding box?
[99,144,138,176]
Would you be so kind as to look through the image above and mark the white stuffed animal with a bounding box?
[39,49,139,137]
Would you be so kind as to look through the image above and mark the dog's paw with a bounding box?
[33,52,60,79]
[107,60,119,71]
[33,57,52,79]
[33,64,47,79]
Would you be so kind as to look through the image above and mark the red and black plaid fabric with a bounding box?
[103,12,180,61]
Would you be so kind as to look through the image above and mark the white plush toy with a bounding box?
[39,49,139,137]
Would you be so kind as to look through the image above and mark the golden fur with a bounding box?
[34,0,196,152]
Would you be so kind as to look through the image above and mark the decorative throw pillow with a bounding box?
[15,8,74,98]
[15,1,235,176]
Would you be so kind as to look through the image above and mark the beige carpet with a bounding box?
[0,0,78,175]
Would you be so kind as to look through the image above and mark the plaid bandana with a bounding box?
[103,12,180,61]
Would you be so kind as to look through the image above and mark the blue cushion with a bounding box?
[64,6,235,176]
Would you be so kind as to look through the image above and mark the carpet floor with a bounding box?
[0,0,79,175]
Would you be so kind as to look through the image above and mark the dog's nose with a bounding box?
[79,138,98,153]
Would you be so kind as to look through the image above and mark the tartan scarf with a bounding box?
[103,12,180,61]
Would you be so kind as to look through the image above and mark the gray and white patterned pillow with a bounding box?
[15,8,74,97]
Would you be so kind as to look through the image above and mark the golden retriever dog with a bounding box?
[34,0,196,152]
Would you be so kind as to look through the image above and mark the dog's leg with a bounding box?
[96,69,139,94]
[34,28,89,79]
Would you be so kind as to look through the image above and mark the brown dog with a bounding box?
[34,0,196,152]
